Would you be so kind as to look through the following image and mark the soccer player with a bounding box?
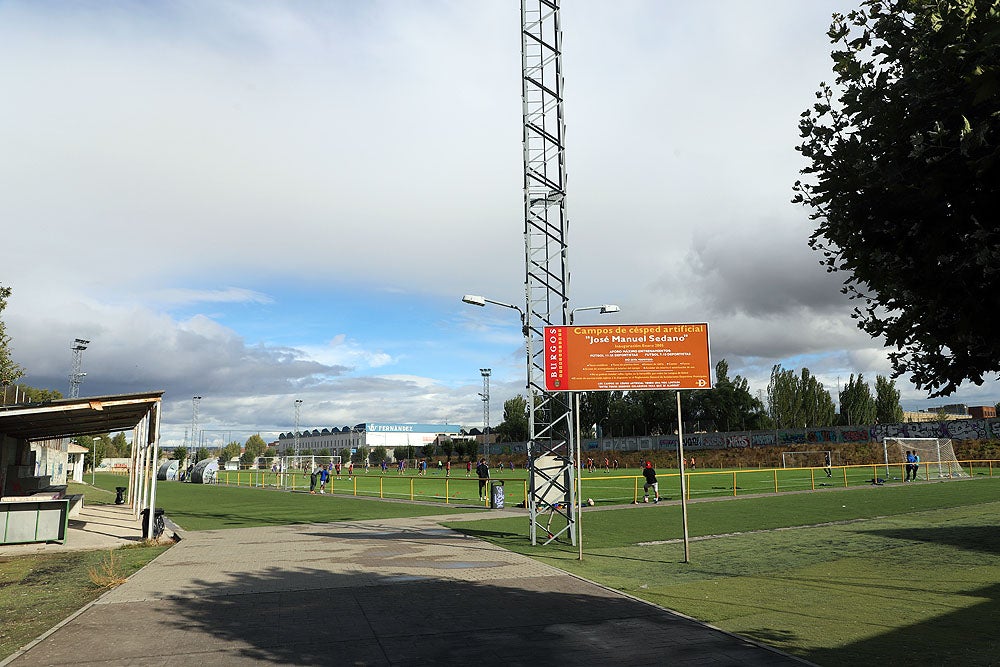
[642,460,659,503]
[319,465,330,494]
[824,452,833,478]
[466,460,472,477]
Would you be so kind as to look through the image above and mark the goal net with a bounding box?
[781,450,832,469]
[883,438,968,479]
[278,455,341,490]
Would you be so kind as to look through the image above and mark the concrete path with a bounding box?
[6,510,810,666]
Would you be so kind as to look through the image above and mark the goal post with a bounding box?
[781,450,832,469]
[882,437,968,480]
[278,455,340,490]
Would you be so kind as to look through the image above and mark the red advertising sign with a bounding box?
[544,323,712,391]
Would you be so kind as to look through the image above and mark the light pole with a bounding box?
[294,399,303,455]
[569,304,620,561]
[463,295,527,457]
[191,397,202,464]
[479,369,491,461]
[91,435,102,485]
[69,338,90,398]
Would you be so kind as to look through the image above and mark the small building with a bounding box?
[968,405,997,420]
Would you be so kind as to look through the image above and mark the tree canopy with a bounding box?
[0,285,25,389]
[794,0,1000,397]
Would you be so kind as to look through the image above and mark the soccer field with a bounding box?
[444,477,1000,666]
[208,459,998,507]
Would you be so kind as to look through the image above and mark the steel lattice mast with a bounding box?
[68,338,89,398]
[479,368,491,460]
[521,0,576,546]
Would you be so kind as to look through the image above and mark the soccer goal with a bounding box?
[278,455,340,490]
[781,450,832,469]
[883,438,968,480]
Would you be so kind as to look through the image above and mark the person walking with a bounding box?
[466,460,472,477]
[642,460,660,503]
[445,459,451,477]
[476,458,490,501]
[824,452,833,478]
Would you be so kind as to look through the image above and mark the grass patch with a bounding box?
[145,480,478,531]
[0,545,167,661]
[445,478,1000,666]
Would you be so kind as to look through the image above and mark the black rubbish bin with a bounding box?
[490,480,505,509]
[115,487,127,505]
[140,508,165,539]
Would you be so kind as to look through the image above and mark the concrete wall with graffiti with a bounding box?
[488,416,1000,455]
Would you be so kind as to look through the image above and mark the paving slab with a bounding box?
[5,511,811,666]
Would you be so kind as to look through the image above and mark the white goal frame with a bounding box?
[882,437,968,480]
[278,455,341,490]
[781,450,832,469]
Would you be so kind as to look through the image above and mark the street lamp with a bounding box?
[462,294,525,324]
[568,303,620,561]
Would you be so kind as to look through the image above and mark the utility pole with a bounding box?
[69,338,90,398]
[479,369,491,460]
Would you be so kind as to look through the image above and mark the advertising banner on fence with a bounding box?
[544,323,712,391]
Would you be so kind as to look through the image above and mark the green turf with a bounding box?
[142,478,478,531]
[0,545,168,661]
[443,478,1000,666]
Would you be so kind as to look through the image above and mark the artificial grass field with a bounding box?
[444,478,1000,666]
[69,470,999,664]
[73,472,474,531]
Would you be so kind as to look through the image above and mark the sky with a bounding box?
[3,0,997,449]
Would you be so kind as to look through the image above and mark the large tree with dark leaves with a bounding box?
[794,1,1000,397]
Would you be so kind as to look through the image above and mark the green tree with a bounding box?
[767,365,804,429]
[875,374,905,424]
[0,285,25,391]
[110,432,129,458]
[173,446,189,464]
[421,444,435,459]
[839,373,877,425]
[354,446,369,464]
[706,360,770,431]
[220,440,241,462]
[372,445,388,463]
[263,447,277,458]
[496,395,529,442]
[800,369,838,428]
[439,439,454,460]
[794,1,1000,397]
[195,447,210,463]
[241,434,267,465]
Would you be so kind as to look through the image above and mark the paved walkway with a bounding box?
[6,510,810,666]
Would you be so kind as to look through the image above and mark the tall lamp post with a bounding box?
[569,305,620,561]
[479,369,491,461]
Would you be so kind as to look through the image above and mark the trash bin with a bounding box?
[490,480,505,509]
[140,508,165,539]
[115,487,127,505]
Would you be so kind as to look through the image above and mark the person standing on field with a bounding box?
[642,460,659,503]
[466,459,473,477]
[824,452,833,478]
[476,458,490,501]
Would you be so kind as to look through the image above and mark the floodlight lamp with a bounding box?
[600,305,621,314]
[462,295,486,307]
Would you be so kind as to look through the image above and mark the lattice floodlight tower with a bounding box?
[68,338,89,398]
[521,0,577,546]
